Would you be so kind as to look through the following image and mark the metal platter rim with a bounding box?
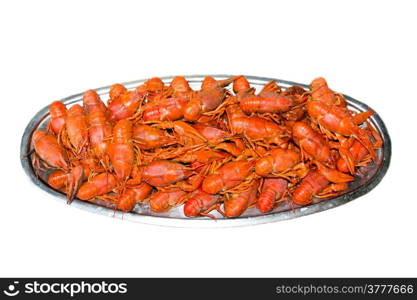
[20,75,392,228]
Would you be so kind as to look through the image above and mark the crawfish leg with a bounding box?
[353,110,374,125]
[336,136,356,175]
[316,183,348,198]
[31,153,48,173]
[176,165,210,192]
[66,166,85,204]
[200,203,225,219]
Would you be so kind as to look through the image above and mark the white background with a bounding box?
[0,0,416,277]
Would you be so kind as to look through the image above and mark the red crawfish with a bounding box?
[292,121,334,166]
[192,123,230,143]
[83,90,112,164]
[306,100,376,161]
[223,180,259,217]
[132,124,175,150]
[140,160,208,192]
[255,148,304,179]
[292,169,349,206]
[215,138,246,157]
[48,170,70,192]
[32,130,68,170]
[240,93,294,114]
[116,183,153,212]
[174,148,229,165]
[183,189,224,218]
[108,84,127,106]
[108,119,135,182]
[31,129,84,202]
[183,76,240,121]
[83,89,107,114]
[336,124,382,174]
[169,76,193,100]
[108,89,143,122]
[238,79,290,114]
[200,76,240,91]
[259,81,282,95]
[63,104,89,155]
[292,161,353,206]
[202,161,255,194]
[136,160,193,187]
[46,166,84,201]
[136,77,165,94]
[77,173,117,201]
[227,104,290,147]
[257,178,288,213]
[183,88,228,121]
[281,85,308,121]
[134,77,167,106]
[233,75,252,94]
[309,77,346,107]
[142,97,188,122]
[48,101,67,135]
[149,189,187,213]
[337,140,369,173]
[292,170,329,205]
[152,120,207,145]
[47,155,105,192]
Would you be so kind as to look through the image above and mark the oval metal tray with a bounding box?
[20,75,391,227]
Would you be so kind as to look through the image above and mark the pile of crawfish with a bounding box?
[31,75,383,218]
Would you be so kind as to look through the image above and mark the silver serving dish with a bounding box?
[20,75,391,228]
